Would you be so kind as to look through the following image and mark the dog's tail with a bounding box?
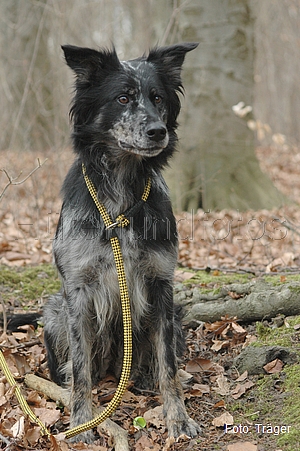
[0,312,42,332]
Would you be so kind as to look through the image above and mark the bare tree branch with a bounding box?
[0,158,47,202]
[0,432,11,446]
[160,0,190,46]
[276,216,300,238]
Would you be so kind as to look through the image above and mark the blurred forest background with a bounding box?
[1,0,300,268]
[2,4,300,450]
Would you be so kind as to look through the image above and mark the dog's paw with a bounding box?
[68,430,95,444]
[167,416,201,439]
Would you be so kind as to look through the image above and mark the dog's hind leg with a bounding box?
[151,279,201,438]
[45,287,96,443]
[44,293,70,385]
[65,286,96,443]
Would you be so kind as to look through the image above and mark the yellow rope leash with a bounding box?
[65,164,151,439]
[64,234,132,438]
[0,349,50,437]
[0,163,151,441]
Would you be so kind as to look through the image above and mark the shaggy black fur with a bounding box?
[37,42,199,443]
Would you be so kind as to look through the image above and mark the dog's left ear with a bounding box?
[147,43,198,89]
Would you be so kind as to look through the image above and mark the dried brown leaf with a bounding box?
[144,405,165,430]
[187,383,210,398]
[33,407,61,427]
[11,416,25,439]
[211,339,229,351]
[13,353,31,376]
[236,371,248,382]
[27,390,45,406]
[212,411,233,427]
[227,442,257,451]
[213,374,230,396]
[205,320,228,334]
[0,382,5,397]
[213,399,226,408]
[193,383,210,394]
[231,322,246,334]
[231,381,254,399]
[174,270,194,282]
[228,291,243,300]
[162,436,175,451]
[185,358,213,373]
[266,252,295,272]
[25,426,42,446]
[135,435,160,451]
[178,368,193,384]
[263,358,283,374]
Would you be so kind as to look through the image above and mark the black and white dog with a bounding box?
[43,42,199,443]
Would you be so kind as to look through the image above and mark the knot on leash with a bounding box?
[82,163,151,231]
[114,214,131,228]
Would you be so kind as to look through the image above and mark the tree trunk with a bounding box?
[164,0,286,211]
[0,0,55,151]
[254,1,300,144]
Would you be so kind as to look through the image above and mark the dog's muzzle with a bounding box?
[119,121,169,156]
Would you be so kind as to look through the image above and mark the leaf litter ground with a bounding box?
[1,145,300,450]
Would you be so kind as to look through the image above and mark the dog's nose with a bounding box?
[146,123,167,142]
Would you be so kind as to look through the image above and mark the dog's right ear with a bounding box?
[61,45,120,81]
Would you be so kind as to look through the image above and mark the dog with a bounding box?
[43,42,199,443]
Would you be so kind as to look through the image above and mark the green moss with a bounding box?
[0,264,60,307]
[251,318,300,449]
[229,400,259,421]
[286,284,300,294]
[264,274,300,285]
[179,268,253,286]
[277,365,300,449]
[177,268,300,292]
[256,322,273,339]
[225,310,300,450]
[254,316,300,348]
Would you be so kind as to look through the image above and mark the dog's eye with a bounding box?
[154,95,162,105]
[118,95,130,105]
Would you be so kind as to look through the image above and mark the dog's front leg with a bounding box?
[152,281,201,439]
[67,293,95,443]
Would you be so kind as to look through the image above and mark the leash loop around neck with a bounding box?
[82,163,151,231]
[64,164,151,439]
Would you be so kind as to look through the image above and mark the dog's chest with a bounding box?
[55,213,176,329]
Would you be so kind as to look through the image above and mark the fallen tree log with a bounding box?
[24,374,129,451]
[177,280,300,326]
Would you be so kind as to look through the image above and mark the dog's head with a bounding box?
[62,43,198,162]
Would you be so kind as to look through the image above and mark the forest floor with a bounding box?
[0,143,300,451]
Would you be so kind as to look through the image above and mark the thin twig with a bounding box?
[160,0,191,45]
[0,432,11,446]
[276,216,300,238]
[1,339,42,350]
[0,158,47,202]
[0,296,7,335]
